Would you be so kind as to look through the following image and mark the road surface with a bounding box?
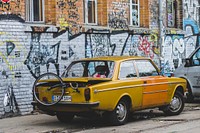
[0,102,200,133]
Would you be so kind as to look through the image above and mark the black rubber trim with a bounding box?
[31,101,100,107]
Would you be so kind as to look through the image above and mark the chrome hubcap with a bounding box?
[116,103,127,121]
[170,96,181,112]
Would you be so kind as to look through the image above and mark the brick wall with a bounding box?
[97,0,108,26]
[45,0,56,25]
[140,0,149,28]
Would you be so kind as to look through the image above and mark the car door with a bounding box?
[134,60,169,107]
[186,47,200,96]
[118,60,143,109]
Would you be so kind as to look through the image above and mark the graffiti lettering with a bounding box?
[67,0,79,39]
[108,1,129,29]
[6,41,15,56]
[0,0,20,15]
[3,84,19,116]
[24,33,60,78]
[149,1,159,27]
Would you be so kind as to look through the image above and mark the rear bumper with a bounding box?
[31,101,100,112]
[31,101,99,107]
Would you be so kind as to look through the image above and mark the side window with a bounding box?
[192,48,200,66]
[26,0,44,22]
[135,60,158,77]
[119,60,137,79]
[85,0,97,24]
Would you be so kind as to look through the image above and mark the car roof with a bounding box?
[76,56,149,62]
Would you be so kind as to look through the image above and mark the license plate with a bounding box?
[52,95,72,102]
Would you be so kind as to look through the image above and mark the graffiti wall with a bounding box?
[161,0,200,74]
[183,0,200,49]
[0,15,161,117]
[108,0,129,29]
[0,15,85,117]
[160,0,200,74]
[57,0,83,39]
[0,16,31,117]
[163,35,184,74]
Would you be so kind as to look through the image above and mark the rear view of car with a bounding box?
[32,56,187,125]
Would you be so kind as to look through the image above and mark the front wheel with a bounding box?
[107,99,130,125]
[163,91,184,116]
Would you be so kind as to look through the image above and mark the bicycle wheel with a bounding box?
[33,73,65,106]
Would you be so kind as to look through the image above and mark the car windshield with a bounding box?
[62,60,115,78]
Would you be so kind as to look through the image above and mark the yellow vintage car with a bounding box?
[32,56,187,125]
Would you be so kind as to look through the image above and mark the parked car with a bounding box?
[32,56,187,125]
[174,46,200,102]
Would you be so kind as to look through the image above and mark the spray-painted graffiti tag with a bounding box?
[108,1,129,29]
[24,33,60,79]
[0,0,20,14]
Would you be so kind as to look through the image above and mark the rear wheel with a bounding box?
[56,112,74,123]
[107,99,130,125]
[163,91,184,116]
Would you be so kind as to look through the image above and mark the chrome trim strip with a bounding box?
[96,84,142,93]
[95,81,185,93]
[143,90,168,94]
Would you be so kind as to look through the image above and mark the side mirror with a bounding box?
[184,58,191,67]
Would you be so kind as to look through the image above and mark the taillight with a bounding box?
[84,88,90,101]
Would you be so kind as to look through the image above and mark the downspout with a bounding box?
[158,0,165,73]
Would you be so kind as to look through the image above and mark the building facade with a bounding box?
[0,0,199,117]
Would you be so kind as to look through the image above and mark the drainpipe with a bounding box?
[158,0,164,72]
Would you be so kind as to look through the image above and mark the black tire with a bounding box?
[33,72,65,106]
[186,82,194,103]
[163,91,184,116]
[56,112,74,123]
[107,99,130,125]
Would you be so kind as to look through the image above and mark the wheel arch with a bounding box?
[170,85,185,100]
[178,76,192,92]
[175,86,184,95]
[114,94,132,111]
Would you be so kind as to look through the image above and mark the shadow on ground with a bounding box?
[40,101,200,133]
